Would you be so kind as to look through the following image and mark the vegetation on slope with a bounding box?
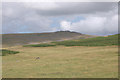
[24,43,56,47]
[52,34,119,46]
[23,34,119,47]
[0,49,19,56]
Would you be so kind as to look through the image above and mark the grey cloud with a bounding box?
[36,2,117,16]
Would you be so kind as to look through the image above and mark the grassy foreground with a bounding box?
[2,46,118,78]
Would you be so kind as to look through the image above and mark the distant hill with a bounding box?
[2,31,97,47]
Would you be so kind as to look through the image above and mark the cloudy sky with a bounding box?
[2,2,118,35]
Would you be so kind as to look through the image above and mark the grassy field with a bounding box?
[2,46,118,78]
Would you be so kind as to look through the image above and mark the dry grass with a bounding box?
[2,46,118,78]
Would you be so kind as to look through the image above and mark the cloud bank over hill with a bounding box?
[2,2,118,35]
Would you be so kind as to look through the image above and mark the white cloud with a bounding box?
[60,21,71,31]
[60,14,118,35]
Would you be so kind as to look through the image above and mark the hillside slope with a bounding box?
[24,34,119,47]
[53,34,119,46]
[2,31,96,47]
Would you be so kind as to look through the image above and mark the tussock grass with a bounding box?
[0,49,19,56]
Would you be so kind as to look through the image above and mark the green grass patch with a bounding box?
[52,34,119,46]
[0,49,19,56]
[24,43,56,47]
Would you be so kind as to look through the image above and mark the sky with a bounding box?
[2,2,118,35]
